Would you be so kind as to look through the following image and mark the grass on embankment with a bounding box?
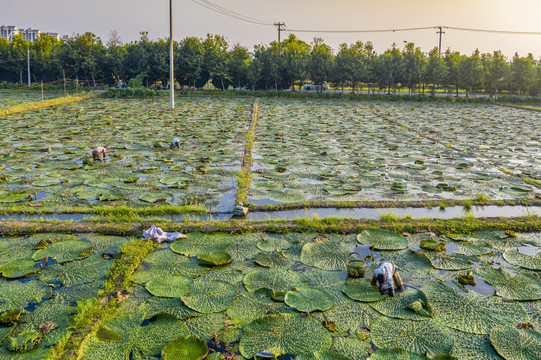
[3,215,540,238]
[46,238,158,359]
[236,99,259,204]
[0,92,97,116]
[0,204,208,216]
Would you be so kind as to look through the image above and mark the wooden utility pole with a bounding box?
[27,49,31,87]
[274,22,286,43]
[169,0,175,109]
[437,26,445,56]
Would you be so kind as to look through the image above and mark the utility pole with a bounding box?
[437,26,445,56]
[274,22,285,43]
[63,69,66,97]
[27,49,31,87]
[41,81,44,101]
[169,0,175,109]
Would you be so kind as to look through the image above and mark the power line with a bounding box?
[191,0,272,26]
[445,26,541,35]
[283,26,437,34]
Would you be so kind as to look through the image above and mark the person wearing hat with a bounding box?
[92,146,107,162]
[170,138,180,150]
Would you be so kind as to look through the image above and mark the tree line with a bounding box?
[1,31,540,97]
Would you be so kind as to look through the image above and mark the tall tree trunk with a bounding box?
[456,84,459,97]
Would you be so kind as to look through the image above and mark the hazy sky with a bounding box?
[2,0,541,58]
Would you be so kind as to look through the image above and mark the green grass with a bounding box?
[0,204,208,216]
[379,213,413,223]
[0,92,97,116]
[236,99,259,204]
[474,193,490,202]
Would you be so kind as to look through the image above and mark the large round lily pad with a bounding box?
[371,317,454,357]
[198,251,231,266]
[342,278,386,303]
[239,314,332,358]
[503,249,541,270]
[243,268,303,293]
[369,289,432,320]
[357,230,408,251]
[0,281,51,313]
[170,232,232,257]
[257,237,292,252]
[475,267,541,300]
[32,178,61,187]
[139,191,173,203]
[300,241,355,271]
[181,280,236,313]
[369,349,428,360]
[0,191,32,203]
[489,327,541,360]
[413,250,475,270]
[145,275,193,298]
[0,258,41,279]
[161,335,208,360]
[32,239,93,263]
[284,287,334,312]
[421,282,528,334]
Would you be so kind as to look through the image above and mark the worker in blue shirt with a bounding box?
[371,261,404,296]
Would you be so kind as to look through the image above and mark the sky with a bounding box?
[2,0,541,58]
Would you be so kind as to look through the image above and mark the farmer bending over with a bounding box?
[170,138,180,150]
[371,261,404,296]
[92,146,107,162]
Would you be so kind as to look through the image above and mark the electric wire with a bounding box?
[191,0,272,26]
[283,26,437,34]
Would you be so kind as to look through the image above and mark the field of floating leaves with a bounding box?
[2,230,539,358]
[0,97,251,211]
[249,99,538,204]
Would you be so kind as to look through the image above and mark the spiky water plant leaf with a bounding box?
[133,250,207,283]
[300,241,355,271]
[137,297,199,320]
[296,351,351,360]
[0,191,32,203]
[32,239,92,264]
[257,237,292,252]
[79,313,190,360]
[371,317,454,357]
[369,289,432,320]
[41,255,111,286]
[145,275,193,298]
[226,292,293,326]
[243,268,304,293]
[180,280,236,313]
[138,191,173,203]
[239,314,332,358]
[32,178,60,187]
[198,251,231,266]
[6,329,42,353]
[421,282,528,334]
[454,240,493,256]
[161,335,208,360]
[342,278,386,303]
[284,287,334,312]
[449,328,503,360]
[0,258,40,279]
[253,251,294,269]
[170,232,232,257]
[412,250,475,271]
[357,230,408,251]
[0,240,11,255]
[503,249,541,270]
[474,267,541,301]
[18,301,73,347]
[369,348,428,360]
[228,234,262,261]
[330,336,371,360]
[184,312,226,341]
[0,281,51,313]
[489,327,541,360]
[323,301,381,333]
[521,301,541,330]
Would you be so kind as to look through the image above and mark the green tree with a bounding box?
[202,34,230,90]
[423,47,447,95]
[282,34,309,91]
[482,50,509,97]
[176,36,204,89]
[402,42,425,94]
[308,37,333,92]
[444,49,464,96]
[510,53,536,95]
[227,44,250,89]
[459,49,484,97]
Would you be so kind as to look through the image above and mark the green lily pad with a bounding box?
[503,249,541,270]
[6,329,42,353]
[421,282,528,334]
[284,287,334,312]
[474,267,541,300]
[226,292,294,326]
[161,335,209,360]
[181,280,236,313]
[296,351,350,360]
[32,239,93,263]
[369,289,432,320]
[300,241,355,271]
[170,232,232,257]
[32,178,61,187]
[239,314,332,358]
[0,191,32,203]
[0,258,41,279]
[139,191,173,203]
[413,250,475,270]
[342,278,386,303]
[371,317,454,357]
[357,230,408,251]
[253,251,294,269]
[257,237,292,252]
[136,296,199,320]
[133,250,207,283]
[420,239,446,252]
[145,275,193,298]
[198,251,232,266]
[243,268,304,293]
[98,191,124,201]
[0,281,51,313]
[369,349,428,360]
[489,328,541,360]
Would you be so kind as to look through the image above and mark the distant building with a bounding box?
[0,25,63,42]
[0,25,19,41]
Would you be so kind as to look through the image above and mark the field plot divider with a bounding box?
[0,93,97,117]
[236,98,260,204]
